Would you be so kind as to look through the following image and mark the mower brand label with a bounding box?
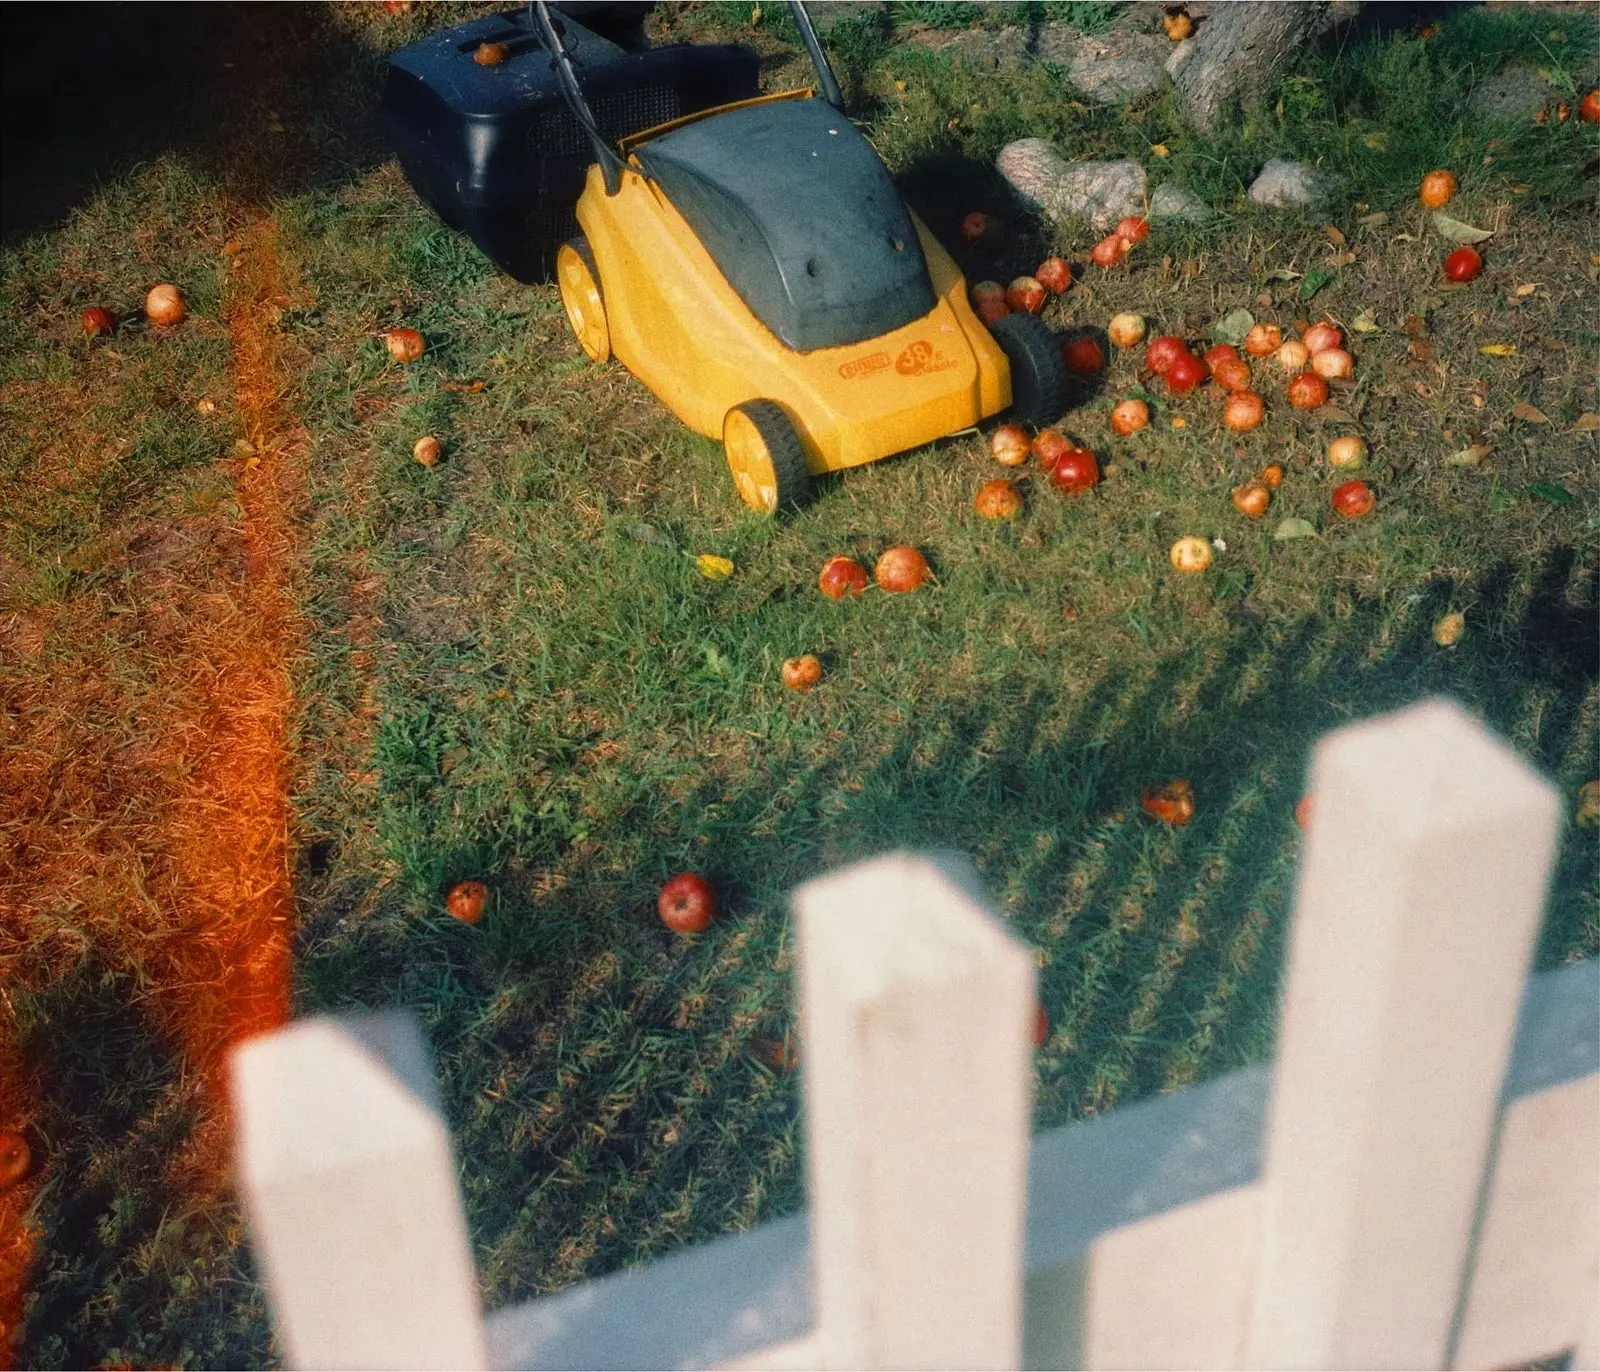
[838,352,892,380]
[894,340,957,377]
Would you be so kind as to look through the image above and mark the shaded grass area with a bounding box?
[2,1,1597,1363]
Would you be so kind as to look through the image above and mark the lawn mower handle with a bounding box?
[788,1,845,110]
[531,0,627,194]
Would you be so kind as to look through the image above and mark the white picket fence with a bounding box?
[228,698,1600,1370]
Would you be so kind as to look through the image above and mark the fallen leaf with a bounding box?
[1267,267,1303,282]
[1513,283,1537,298]
[1171,415,1187,429]
[1433,611,1466,647]
[1350,310,1379,333]
[442,378,486,393]
[1323,225,1347,247]
[1432,211,1494,244]
[1274,517,1317,541]
[1211,308,1256,344]
[1315,404,1358,424]
[1408,338,1436,364]
[1151,142,1170,158]
[1414,381,1434,398]
[1299,268,1334,300]
[1573,413,1600,432]
[232,438,256,458]
[1327,251,1357,268]
[1510,402,1550,424]
[1355,210,1389,228]
[1361,131,1389,151]
[694,554,736,580]
[1403,314,1428,338]
[1444,444,1492,467]
[1478,344,1517,357]
[1528,481,1574,505]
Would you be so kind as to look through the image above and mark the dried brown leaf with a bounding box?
[1323,225,1347,247]
[1573,412,1600,433]
[1510,402,1550,424]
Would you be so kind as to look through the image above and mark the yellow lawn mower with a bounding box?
[546,0,1067,513]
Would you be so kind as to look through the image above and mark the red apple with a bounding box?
[1091,233,1129,267]
[383,326,425,362]
[1049,446,1100,494]
[1166,352,1209,394]
[875,545,930,592]
[781,654,823,691]
[976,297,1010,326]
[1061,334,1104,375]
[80,306,116,337]
[1110,399,1150,436]
[818,555,869,599]
[1231,481,1271,518]
[1287,371,1329,410]
[1311,347,1354,380]
[658,873,716,934]
[1212,357,1253,392]
[1006,276,1047,314]
[1444,246,1482,282]
[1035,256,1073,294]
[970,280,1006,309]
[1145,335,1188,376]
[1114,216,1149,245]
[1141,779,1195,825]
[1332,479,1375,519]
[1243,322,1283,358]
[1581,89,1600,124]
[1203,343,1240,368]
[961,211,989,243]
[1223,390,1265,431]
[447,880,488,925]
[1032,427,1071,465]
[974,478,1024,519]
[1303,321,1343,356]
[990,422,1032,466]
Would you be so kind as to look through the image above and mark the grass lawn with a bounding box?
[2,2,1596,1365]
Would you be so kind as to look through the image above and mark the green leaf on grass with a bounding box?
[1211,309,1256,345]
[1299,268,1334,300]
[1431,212,1494,244]
[1528,481,1574,505]
[1274,517,1317,540]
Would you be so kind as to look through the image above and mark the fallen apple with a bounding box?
[961,211,990,243]
[1166,352,1209,394]
[80,306,116,337]
[1145,335,1188,376]
[1303,321,1343,356]
[1141,779,1194,825]
[1275,339,1310,372]
[658,872,716,934]
[1091,233,1129,268]
[1232,481,1271,517]
[1444,245,1483,282]
[1331,478,1375,519]
[144,283,186,327]
[1223,390,1265,432]
[1203,343,1241,368]
[990,422,1032,466]
[818,555,869,599]
[1049,446,1100,494]
[1310,347,1354,380]
[1258,461,1285,489]
[1243,322,1282,358]
[781,654,824,690]
[1326,435,1367,469]
[975,477,1024,519]
[1432,612,1465,647]
[1007,276,1047,314]
[384,327,425,362]
[1110,398,1150,436]
[1582,89,1600,124]
[1163,9,1192,40]
[413,435,441,468]
[447,879,488,924]
[1169,536,1212,574]
[970,280,1006,310]
[475,41,509,65]
[1061,334,1104,375]
[1107,312,1146,349]
[1419,169,1457,209]
[0,1133,30,1191]
[1287,371,1329,410]
[1114,216,1150,245]
[875,545,931,592]
[1036,256,1073,294]
[976,297,1011,326]
[1212,357,1253,393]
[1032,427,1071,465]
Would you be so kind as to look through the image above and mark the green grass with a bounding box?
[4,1,1598,1364]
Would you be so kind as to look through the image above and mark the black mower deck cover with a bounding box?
[634,98,936,354]
[382,5,757,282]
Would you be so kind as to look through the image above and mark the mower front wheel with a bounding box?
[723,402,809,515]
[556,237,610,364]
[988,311,1068,428]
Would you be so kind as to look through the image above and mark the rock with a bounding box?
[996,139,1147,231]
[1248,158,1331,210]
[1165,37,1196,78]
[1467,64,1558,120]
[1149,182,1213,225]
[1068,54,1166,104]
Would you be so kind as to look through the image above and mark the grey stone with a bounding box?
[1149,182,1213,225]
[1067,54,1167,105]
[1467,64,1558,120]
[996,139,1147,231]
[1248,158,1331,210]
[1164,37,1196,78]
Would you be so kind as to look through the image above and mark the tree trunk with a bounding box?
[1173,2,1332,132]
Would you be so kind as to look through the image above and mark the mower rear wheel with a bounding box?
[987,311,1068,428]
[723,402,809,515]
[556,237,610,364]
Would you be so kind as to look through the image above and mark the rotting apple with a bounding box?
[975,478,1024,519]
[1212,357,1253,393]
[1006,276,1048,314]
[818,555,869,599]
[1303,321,1343,356]
[1224,391,1266,431]
[1203,343,1240,368]
[970,280,1006,310]
[1311,347,1354,380]
[145,283,186,327]
[1244,322,1283,358]
[1032,427,1072,465]
[976,297,1011,326]
[80,306,116,337]
[1107,312,1146,348]
[990,422,1033,466]
[1258,461,1285,489]
[1115,216,1150,245]
[1141,779,1195,825]
[781,654,823,691]
[1145,335,1188,375]
[658,873,716,934]
[1327,435,1367,469]
[875,545,931,592]
[961,211,990,243]
[1231,481,1271,518]
[1419,169,1457,209]
[447,880,488,924]
[1091,233,1130,267]
[1111,399,1150,435]
[1275,338,1310,372]
[1169,536,1212,573]
[1287,371,1329,410]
